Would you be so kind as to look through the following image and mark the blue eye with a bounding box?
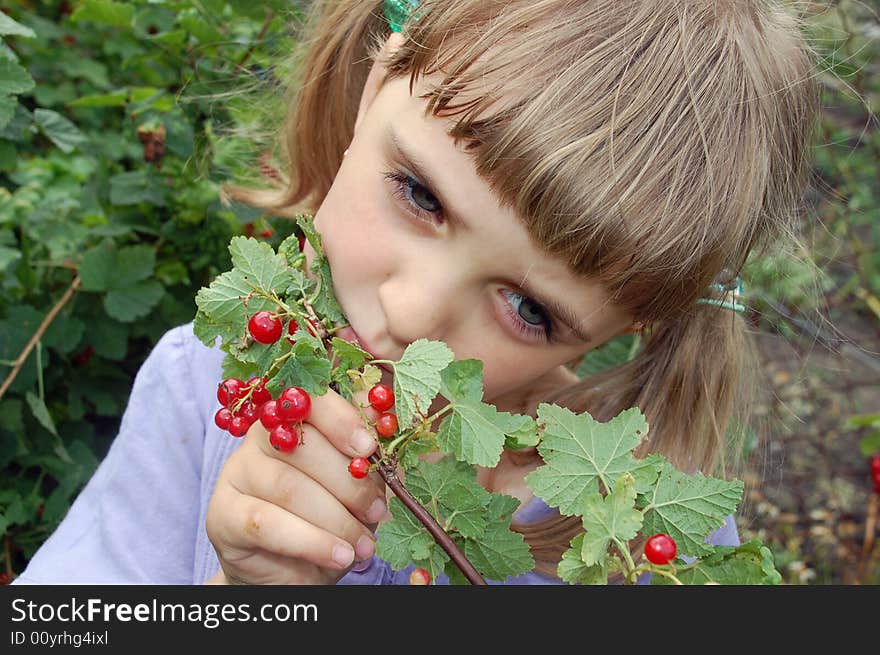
[383,170,442,225]
[501,290,554,342]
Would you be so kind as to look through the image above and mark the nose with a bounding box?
[377,253,464,350]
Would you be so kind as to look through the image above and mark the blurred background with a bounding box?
[0,0,877,585]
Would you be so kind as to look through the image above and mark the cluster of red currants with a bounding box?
[871,454,880,495]
[214,376,310,453]
[348,382,397,480]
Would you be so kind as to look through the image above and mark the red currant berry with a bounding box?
[287,319,300,344]
[217,378,247,406]
[0,572,9,585]
[375,412,398,438]
[269,424,300,453]
[228,415,250,438]
[368,383,395,412]
[259,400,282,430]
[277,387,311,423]
[248,311,283,344]
[871,454,880,474]
[37,504,44,520]
[644,533,677,565]
[237,400,260,425]
[298,234,306,252]
[409,568,431,585]
[214,407,233,431]
[248,376,273,405]
[349,457,370,479]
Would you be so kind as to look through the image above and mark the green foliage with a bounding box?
[1,0,302,572]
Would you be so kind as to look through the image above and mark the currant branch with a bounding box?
[366,452,487,585]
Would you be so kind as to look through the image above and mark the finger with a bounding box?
[239,450,378,560]
[248,422,387,526]
[306,384,380,458]
[221,491,360,571]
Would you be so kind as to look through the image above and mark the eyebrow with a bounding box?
[386,125,592,344]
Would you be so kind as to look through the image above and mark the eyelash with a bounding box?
[381,168,557,343]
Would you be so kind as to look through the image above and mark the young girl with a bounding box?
[12,0,819,585]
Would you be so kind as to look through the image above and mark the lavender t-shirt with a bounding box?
[11,323,739,586]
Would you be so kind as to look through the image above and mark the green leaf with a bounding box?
[436,397,516,467]
[25,391,58,437]
[376,497,437,570]
[294,213,323,257]
[504,413,540,450]
[113,245,157,288]
[392,339,454,429]
[461,494,534,581]
[525,405,649,516]
[33,109,88,153]
[309,255,345,324]
[579,473,643,566]
[228,236,294,298]
[651,540,782,585]
[265,339,331,397]
[406,457,491,539]
[71,0,135,28]
[279,234,307,271]
[0,95,15,131]
[68,90,130,107]
[109,170,168,206]
[328,337,369,376]
[79,243,116,292]
[575,333,638,377]
[193,269,277,346]
[558,534,610,585]
[90,318,129,360]
[640,459,743,558]
[104,280,165,322]
[43,317,85,355]
[0,13,36,38]
[0,58,35,95]
[220,355,259,383]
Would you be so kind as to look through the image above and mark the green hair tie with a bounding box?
[696,277,746,314]
[384,0,421,33]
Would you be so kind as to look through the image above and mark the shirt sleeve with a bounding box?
[11,325,207,585]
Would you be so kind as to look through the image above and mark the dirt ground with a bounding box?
[740,311,880,585]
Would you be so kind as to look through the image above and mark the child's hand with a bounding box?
[205,386,387,585]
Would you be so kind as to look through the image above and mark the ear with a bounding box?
[353,32,406,136]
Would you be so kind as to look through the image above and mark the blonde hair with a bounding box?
[226,0,821,580]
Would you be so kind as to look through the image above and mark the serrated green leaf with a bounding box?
[33,109,87,154]
[580,473,643,566]
[436,399,510,467]
[393,339,454,429]
[220,355,260,384]
[194,269,277,346]
[438,359,483,402]
[71,0,135,28]
[79,243,116,292]
[558,534,610,585]
[43,317,85,354]
[90,317,128,360]
[406,458,490,539]
[0,58,34,95]
[328,337,369,375]
[525,405,649,516]
[651,540,781,585]
[461,515,534,581]
[575,333,638,377]
[375,497,436,570]
[237,338,289,375]
[0,13,36,38]
[113,245,157,288]
[309,255,345,324]
[104,280,165,322]
[504,413,540,450]
[228,236,294,296]
[25,391,57,437]
[641,459,743,558]
[68,89,130,107]
[413,545,451,584]
[279,234,307,270]
[284,268,313,299]
[294,214,322,256]
[345,364,382,394]
[265,340,331,396]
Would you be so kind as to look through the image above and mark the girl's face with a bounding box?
[305,36,637,411]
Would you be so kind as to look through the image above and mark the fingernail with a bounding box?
[366,498,386,524]
[352,428,375,456]
[355,535,376,561]
[332,543,355,568]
